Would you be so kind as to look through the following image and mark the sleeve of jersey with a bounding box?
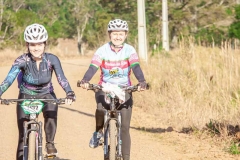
[129,51,140,68]
[81,51,102,81]
[132,64,146,82]
[82,65,98,81]
[0,56,23,96]
[129,49,145,82]
[51,55,73,93]
[90,52,102,69]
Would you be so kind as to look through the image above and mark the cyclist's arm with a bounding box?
[50,54,73,93]
[81,52,102,82]
[131,64,146,82]
[129,52,146,82]
[0,55,25,96]
[82,64,98,82]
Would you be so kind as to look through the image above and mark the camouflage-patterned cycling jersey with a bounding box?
[0,52,73,96]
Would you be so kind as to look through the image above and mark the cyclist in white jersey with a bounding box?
[78,19,147,160]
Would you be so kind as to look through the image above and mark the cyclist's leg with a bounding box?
[119,96,133,160]
[42,93,58,154]
[95,90,110,132]
[89,91,109,148]
[16,93,30,160]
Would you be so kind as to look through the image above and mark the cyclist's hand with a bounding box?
[77,80,89,89]
[137,81,148,92]
[65,91,76,105]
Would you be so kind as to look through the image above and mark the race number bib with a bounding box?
[21,100,44,114]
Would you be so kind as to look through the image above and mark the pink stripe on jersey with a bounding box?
[129,53,139,65]
[102,60,130,69]
[91,54,102,67]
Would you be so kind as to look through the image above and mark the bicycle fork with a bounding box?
[103,110,122,158]
[116,111,122,157]
[23,121,43,160]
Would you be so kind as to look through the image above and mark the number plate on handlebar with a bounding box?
[21,100,44,114]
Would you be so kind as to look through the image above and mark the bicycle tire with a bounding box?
[109,119,117,160]
[28,131,36,160]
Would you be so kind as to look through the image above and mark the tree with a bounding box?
[70,0,93,55]
[229,5,240,39]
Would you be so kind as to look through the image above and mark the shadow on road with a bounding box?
[130,126,174,133]
[44,155,70,160]
[59,106,94,118]
[55,105,240,142]
[59,105,176,134]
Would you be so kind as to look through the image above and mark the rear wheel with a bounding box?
[28,131,36,160]
[109,120,117,160]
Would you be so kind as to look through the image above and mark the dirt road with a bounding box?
[0,58,238,160]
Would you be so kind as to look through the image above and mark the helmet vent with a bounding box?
[107,19,128,31]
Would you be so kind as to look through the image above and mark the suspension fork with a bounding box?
[103,111,122,157]
[117,111,122,157]
[38,121,43,160]
[104,99,115,156]
[111,98,122,157]
[23,120,41,160]
[23,121,28,160]
[103,109,109,156]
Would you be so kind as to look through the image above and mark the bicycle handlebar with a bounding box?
[0,98,66,105]
[87,83,150,92]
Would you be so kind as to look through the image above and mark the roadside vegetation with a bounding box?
[2,0,240,155]
[1,1,240,53]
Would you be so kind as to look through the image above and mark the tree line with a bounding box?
[1,0,240,54]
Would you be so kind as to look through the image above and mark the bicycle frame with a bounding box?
[78,83,149,160]
[1,98,65,160]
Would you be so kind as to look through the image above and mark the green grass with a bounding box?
[229,142,240,154]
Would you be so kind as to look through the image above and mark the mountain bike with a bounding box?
[82,83,148,160]
[1,98,66,160]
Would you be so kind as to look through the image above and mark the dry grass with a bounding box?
[0,38,93,66]
[1,38,240,136]
[0,49,24,66]
[133,37,240,135]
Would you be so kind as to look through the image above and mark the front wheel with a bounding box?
[109,120,117,160]
[28,131,36,160]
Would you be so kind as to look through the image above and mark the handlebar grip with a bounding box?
[77,80,90,88]
[88,84,94,89]
[56,99,65,104]
[133,86,138,90]
[1,99,9,105]
[136,83,150,90]
[77,80,81,87]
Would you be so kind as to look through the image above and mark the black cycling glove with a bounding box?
[138,81,148,89]
[77,79,89,87]
[66,91,76,101]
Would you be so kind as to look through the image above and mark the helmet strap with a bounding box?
[110,42,123,48]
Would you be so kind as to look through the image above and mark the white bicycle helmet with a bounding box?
[108,19,128,31]
[24,23,48,43]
